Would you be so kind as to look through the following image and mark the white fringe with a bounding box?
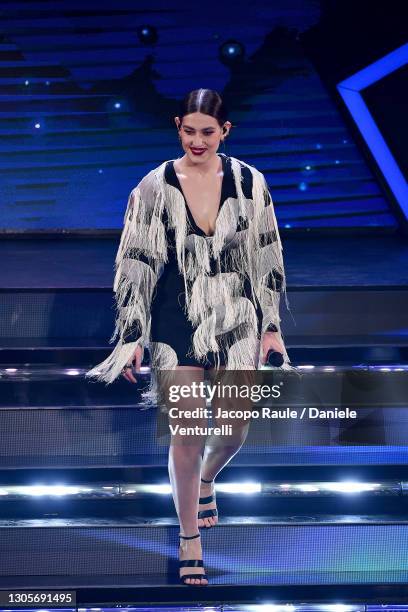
[85,165,168,384]
[140,341,179,409]
[85,340,141,385]
[86,154,296,386]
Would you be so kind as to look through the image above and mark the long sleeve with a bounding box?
[85,173,168,384]
[255,176,288,335]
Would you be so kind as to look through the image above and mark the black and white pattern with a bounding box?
[86,153,294,391]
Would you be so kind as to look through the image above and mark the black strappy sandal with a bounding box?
[179,532,208,585]
[198,477,218,526]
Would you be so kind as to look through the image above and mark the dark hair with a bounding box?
[178,89,228,127]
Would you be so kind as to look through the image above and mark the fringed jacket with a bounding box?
[86,153,293,387]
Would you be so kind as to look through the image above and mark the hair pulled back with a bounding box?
[178,89,228,127]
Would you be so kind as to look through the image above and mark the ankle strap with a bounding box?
[179,532,200,539]
[201,477,213,483]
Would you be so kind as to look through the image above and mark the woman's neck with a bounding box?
[177,152,221,177]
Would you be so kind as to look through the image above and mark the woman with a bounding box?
[86,88,293,586]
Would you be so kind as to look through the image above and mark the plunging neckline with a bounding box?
[172,153,226,238]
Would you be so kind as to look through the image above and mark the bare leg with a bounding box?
[198,367,255,528]
[165,366,208,585]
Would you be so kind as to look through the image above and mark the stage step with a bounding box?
[0,287,407,353]
[1,235,407,364]
[0,366,407,469]
[0,580,407,607]
[1,516,408,590]
[0,338,407,366]
[1,481,408,524]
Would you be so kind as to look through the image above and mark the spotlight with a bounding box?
[136,25,158,45]
[297,484,319,492]
[324,481,380,494]
[26,485,83,496]
[216,481,261,494]
[219,39,245,65]
[140,484,172,495]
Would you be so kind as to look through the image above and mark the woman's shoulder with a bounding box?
[228,154,264,177]
[227,154,267,199]
[130,160,170,197]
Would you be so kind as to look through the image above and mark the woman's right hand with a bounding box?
[121,344,143,384]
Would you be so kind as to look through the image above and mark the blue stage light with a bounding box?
[136,24,158,45]
[337,42,408,220]
[219,39,245,65]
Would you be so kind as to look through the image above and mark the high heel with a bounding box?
[198,477,218,526]
[179,532,208,585]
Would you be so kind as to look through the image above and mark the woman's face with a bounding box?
[175,112,229,163]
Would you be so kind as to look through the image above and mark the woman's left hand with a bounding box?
[260,331,285,365]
